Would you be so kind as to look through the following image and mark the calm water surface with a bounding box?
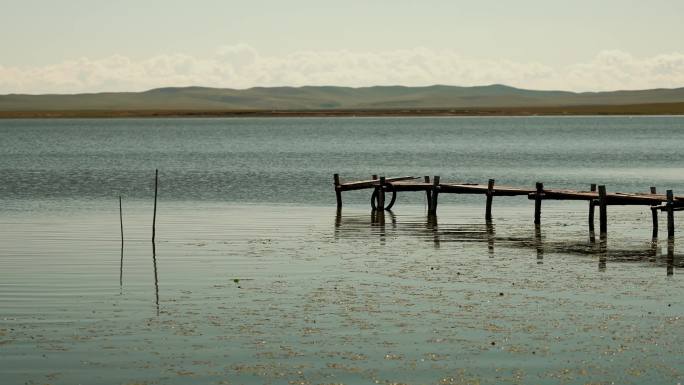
[0,117,683,384]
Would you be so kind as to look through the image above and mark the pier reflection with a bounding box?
[486,221,495,256]
[668,240,675,276]
[152,241,160,315]
[332,210,681,276]
[598,234,607,272]
[534,225,543,264]
[427,214,440,249]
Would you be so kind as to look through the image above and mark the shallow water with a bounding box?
[0,117,683,384]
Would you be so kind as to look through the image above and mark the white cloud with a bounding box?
[1,45,683,94]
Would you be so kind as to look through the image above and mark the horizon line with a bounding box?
[4,83,684,97]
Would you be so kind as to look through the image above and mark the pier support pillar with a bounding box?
[598,185,607,234]
[667,189,675,240]
[588,184,596,232]
[429,176,440,215]
[424,176,432,212]
[334,174,342,209]
[650,186,658,239]
[377,176,386,211]
[485,179,495,221]
[534,182,544,225]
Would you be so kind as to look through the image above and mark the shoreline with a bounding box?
[2,102,684,118]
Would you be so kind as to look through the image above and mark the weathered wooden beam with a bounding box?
[388,181,433,191]
[485,179,495,221]
[339,175,415,191]
[441,183,533,196]
[534,182,543,225]
[598,185,607,234]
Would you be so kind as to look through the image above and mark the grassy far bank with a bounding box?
[2,102,684,118]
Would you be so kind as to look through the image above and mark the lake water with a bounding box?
[0,117,683,384]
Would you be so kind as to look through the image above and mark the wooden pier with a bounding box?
[333,174,684,239]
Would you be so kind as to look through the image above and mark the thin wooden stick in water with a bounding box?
[119,195,124,287]
[152,169,160,314]
[152,169,158,253]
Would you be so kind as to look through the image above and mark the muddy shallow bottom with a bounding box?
[0,201,682,385]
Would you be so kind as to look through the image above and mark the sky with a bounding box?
[1,0,683,94]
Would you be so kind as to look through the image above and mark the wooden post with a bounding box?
[534,182,543,225]
[429,176,440,215]
[333,174,342,209]
[377,176,386,211]
[485,179,495,221]
[667,189,675,240]
[588,184,596,232]
[650,186,658,238]
[152,169,158,254]
[372,174,378,180]
[424,176,432,212]
[598,185,607,234]
[119,196,124,287]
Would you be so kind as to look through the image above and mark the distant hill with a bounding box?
[2,84,684,116]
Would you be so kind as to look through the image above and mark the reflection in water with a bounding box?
[332,211,680,275]
[372,210,385,245]
[427,214,440,249]
[534,225,543,264]
[370,209,397,245]
[598,234,607,272]
[152,245,160,315]
[668,240,675,276]
[649,238,659,262]
[486,221,495,256]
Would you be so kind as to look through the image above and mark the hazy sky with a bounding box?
[1,0,683,93]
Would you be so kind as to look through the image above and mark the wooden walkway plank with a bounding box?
[333,174,682,238]
[440,183,535,196]
[338,176,417,191]
[529,189,683,206]
[387,180,434,191]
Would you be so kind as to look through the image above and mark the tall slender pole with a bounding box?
[152,169,158,254]
[152,169,159,314]
[119,195,124,287]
